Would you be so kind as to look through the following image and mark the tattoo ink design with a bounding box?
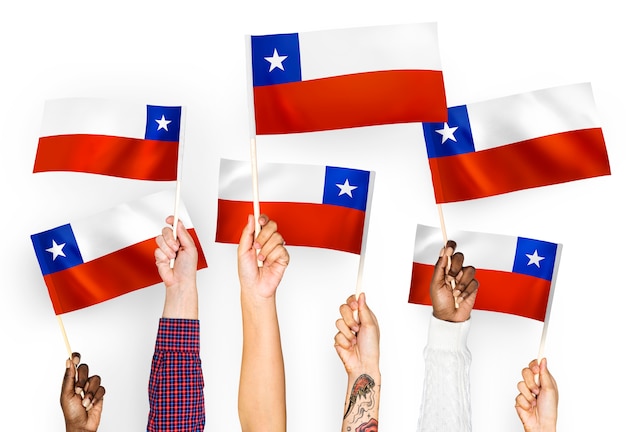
[356,418,378,432]
[343,374,376,420]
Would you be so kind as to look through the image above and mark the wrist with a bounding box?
[427,315,471,352]
[240,290,278,323]
[66,425,95,432]
[347,367,381,383]
[432,308,469,323]
[162,283,199,319]
[240,283,278,304]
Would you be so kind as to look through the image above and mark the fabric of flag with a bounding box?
[248,22,447,134]
[408,224,562,321]
[31,190,207,315]
[215,158,374,254]
[422,83,611,203]
[34,98,182,180]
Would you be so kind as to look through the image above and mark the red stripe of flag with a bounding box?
[34,134,179,181]
[44,229,207,314]
[408,262,552,321]
[429,128,609,203]
[253,70,446,134]
[216,200,366,254]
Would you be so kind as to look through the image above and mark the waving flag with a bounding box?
[422,83,611,203]
[216,158,374,254]
[408,224,562,321]
[31,190,207,315]
[34,98,181,180]
[248,22,447,134]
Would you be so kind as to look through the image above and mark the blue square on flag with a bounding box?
[423,105,475,158]
[145,105,181,142]
[251,33,302,87]
[322,166,370,211]
[512,237,558,281]
[31,224,84,276]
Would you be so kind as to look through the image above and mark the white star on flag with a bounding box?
[336,179,357,197]
[264,48,288,72]
[435,122,458,144]
[155,115,171,131]
[526,250,545,268]
[46,240,66,261]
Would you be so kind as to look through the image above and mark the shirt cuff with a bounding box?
[426,315,471,351]
[155,318,200,352]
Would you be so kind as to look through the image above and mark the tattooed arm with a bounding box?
[334,293,381,432]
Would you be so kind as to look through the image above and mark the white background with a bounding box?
[1,1,623,431]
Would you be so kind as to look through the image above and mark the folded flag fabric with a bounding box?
[422,82,611,203]
[34,98,182,180]
[248,22,447,134]
[31,190,207,314]
[215,158,374,254]
[408,224,562,321]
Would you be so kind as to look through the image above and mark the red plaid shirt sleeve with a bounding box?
[147,318,205,431]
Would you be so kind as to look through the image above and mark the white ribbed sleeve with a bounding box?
[417,315,472,432]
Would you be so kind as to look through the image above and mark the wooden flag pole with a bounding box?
[437,204,458,308]
[170,179,182,269]
[353,172,375,320]
[56,315,73,359]
[244,35,263,267]
[536,244,562,377]
[250,137,261,240]
[170,106,186,269]
[437,204,449,245]
[535,310,551,387]
[249,137,263,267]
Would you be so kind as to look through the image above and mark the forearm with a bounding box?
[341,369,381,431]
[162,282,198,319]
[417,315,472,432]
[238,294,286,432]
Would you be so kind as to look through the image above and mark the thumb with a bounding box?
[174,219,194,250]
[538,358,554,389]
[431,249,452,296]
[357,292,375,326]
[237,215,255,256]
[61,358,76,399]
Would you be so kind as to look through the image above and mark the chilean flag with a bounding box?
[422,83,611,203]
[408,224,562,321]
[30,190,207,315]
[34,98,181,181]
[248,23,447,135]
[215,158,374,254]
